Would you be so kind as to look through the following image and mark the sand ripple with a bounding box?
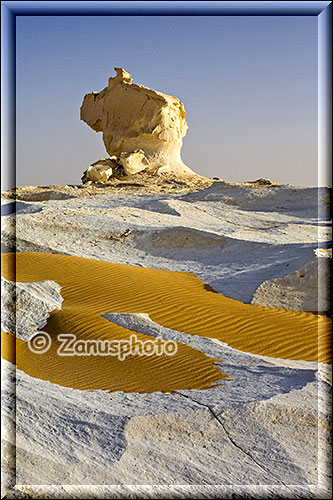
[1,252,331,393]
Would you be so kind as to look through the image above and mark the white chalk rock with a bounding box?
[81,159,114,183]
[1,277,63,340]
[86,165,112,182]
[251,259,331,313]
[119,149,149,175]
[80,67,197,178]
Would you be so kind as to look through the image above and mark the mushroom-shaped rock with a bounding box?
[80,68,196,178]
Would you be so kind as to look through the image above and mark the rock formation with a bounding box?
[80,68,196,179]
[119,149,150,175]
[251,256,331,313]
[81,159,115,183]
[1,277,63,340]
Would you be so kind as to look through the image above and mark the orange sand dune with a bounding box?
[1,252,331,393]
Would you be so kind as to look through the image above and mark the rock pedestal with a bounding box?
[80,68,196,178]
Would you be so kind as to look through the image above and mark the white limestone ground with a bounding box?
[1,181,332,498]
[1,182,331,304]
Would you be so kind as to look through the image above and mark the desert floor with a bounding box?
[1,179,332,498]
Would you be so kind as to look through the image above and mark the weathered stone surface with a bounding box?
[252,257,331,313]
[80,68,196,178]
[81,159,115,183]
[120,149,149,175]
[1,182,331,497]
[1,277,63,340]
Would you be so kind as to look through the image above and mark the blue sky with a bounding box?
[16,14,318,186]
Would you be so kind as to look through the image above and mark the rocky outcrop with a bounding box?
[80,68,196,179]
[1,277,63,340]
[251,257,331,313]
